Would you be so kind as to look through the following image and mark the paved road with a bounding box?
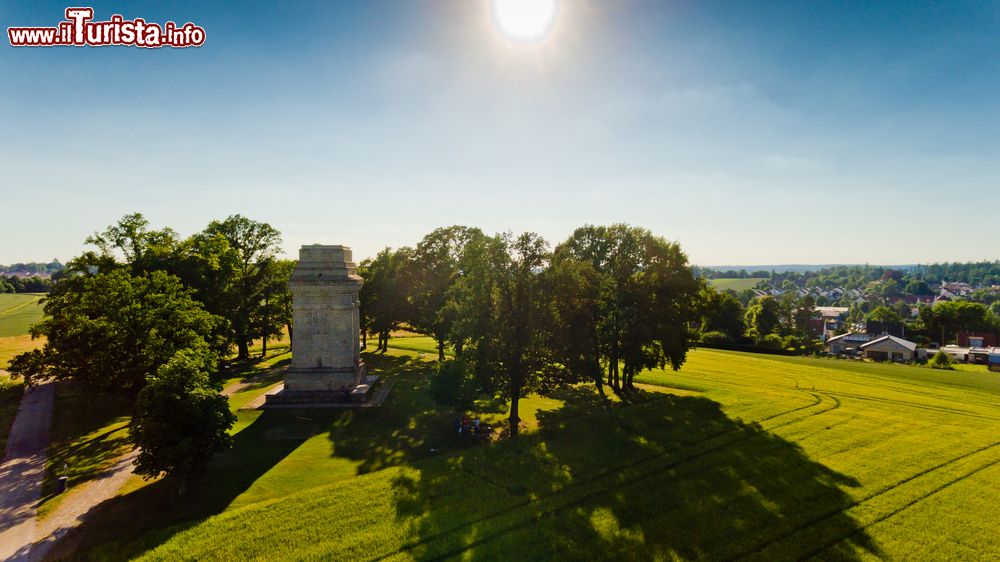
[0,382,54,562]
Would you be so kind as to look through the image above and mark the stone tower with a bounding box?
[278,244,365,401]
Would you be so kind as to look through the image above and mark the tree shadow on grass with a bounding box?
[42,407,330,560]
[370,386,880,561]
[37,382,132,507]
[44,351,440,560]
[326,352,480,475]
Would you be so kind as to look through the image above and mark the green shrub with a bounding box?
[700,331,732,345]
[928,350,955,370]
[428,358,480,408]
[760,333,784,349]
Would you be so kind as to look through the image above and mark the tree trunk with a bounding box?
[361,330,367,350]
[262,336,268,358]
[437,337,445,361]
[237,338,249,361]
[288,324,294,351]
[455,340,464,357]
[509,385,521,437]
[593,359,604,396]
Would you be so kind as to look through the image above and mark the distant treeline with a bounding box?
[0,275,55,293]
[0,260,64,275]
[699,262,1000,288]
[0,260,64,293]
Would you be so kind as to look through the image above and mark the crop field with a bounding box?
[708,278,764,292]
[54,347,1000,561]
[0,293,45,337]
[0,293,46,368]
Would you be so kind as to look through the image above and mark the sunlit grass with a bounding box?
[50,345,1000,560]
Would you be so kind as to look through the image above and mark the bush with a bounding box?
[928,350,955,370]
[428,359,480,408]
[760,333,784,350]
[700,331,733,345]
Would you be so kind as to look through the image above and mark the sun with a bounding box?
[491,0,559,43]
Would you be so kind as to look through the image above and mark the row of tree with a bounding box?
[360,224,702,435]
[0,275,54,293]
[10,213,295,483]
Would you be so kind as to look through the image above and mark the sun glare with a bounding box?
[492,0,559,42]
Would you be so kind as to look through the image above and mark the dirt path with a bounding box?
[0,382,140,561]
[0,382,54,562]
[27,449,140,561]
[0,371,278,560]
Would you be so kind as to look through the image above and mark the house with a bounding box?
[989,349,1000,373]
[958,332,997,349]
[826,332,874,355]
[860,335,918,362]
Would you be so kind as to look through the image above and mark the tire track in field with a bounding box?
[730,440,1000,560]
[802,456,1000,560]
[781,365,1000,413]
[373,390,843,562]
[822,390,1000,422]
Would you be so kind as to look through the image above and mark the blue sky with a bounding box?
[1,0,998,265]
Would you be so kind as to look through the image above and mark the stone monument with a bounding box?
[266,244,377,405]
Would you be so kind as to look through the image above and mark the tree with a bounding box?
[202,215,282,359]
[700,286,746,341]
[744,296,781,343]
[552,224,700,392]
[453,232,557,436]
[793,295,817,336]
[9,269,221,398]
[131,346,236,486]
[360,247,412,353]
[81,212,181,276]
[255,259,294,356]
[919,301,996,345]
[407,226,485,360]
[866,305,902,324]
[546,256,603,389]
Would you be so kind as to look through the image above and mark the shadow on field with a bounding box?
[380,386,880,561]
[326,353,483,474]
[44,352,436,560]
[44,407,326,560]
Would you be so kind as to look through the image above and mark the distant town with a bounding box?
[695,262,1000,371]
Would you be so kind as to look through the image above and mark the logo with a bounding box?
[8,7,206,48]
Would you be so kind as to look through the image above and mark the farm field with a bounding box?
[51,346,1000,561]
[0,293,45,337]
[0,293,46,368]
[708,277,764,291]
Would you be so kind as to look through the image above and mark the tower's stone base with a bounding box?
[265,363,367,405]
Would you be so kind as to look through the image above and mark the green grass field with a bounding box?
[708,277,764,292]
[0,293,45,337]
[0,373,24,453]
[0,293,47,368]
[48,344,1000,561]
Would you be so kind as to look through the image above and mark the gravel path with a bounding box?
[0,371,277,560]
[0,382,54,562]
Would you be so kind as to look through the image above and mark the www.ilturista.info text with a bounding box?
[8,8,205,48]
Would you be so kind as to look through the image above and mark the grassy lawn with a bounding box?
[0,373,24,453]
[0,334,44,369]
[37,382,133,518]
[0,293,46,368]
[708,277,764,292]
[0,293,46,337]
[44,344,1000,560]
